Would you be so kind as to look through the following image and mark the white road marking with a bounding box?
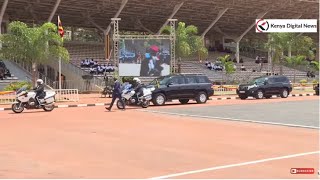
[149,151,320,179]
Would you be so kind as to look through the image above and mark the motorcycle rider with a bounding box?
[33,79,46,107]
[133,77,144,98]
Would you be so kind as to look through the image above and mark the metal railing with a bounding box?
[54,89,79,102]
[0,91,16,105]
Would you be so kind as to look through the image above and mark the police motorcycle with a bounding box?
[116,83,155,109]
[11,85,56,113]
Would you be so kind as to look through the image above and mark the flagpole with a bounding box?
[59,57,61,91]
[58,15,63,92]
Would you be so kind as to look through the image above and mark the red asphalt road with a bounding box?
[0,96,318,178]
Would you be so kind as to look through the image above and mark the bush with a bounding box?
[3,81,32,91]
[312,79,319,84]
[299,79,308,85]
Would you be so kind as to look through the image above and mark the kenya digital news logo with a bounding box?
[256,19,269,32]
[290,168,315,174]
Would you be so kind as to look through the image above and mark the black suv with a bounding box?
[314,83,319,95]
[236,75,292,99]
[149,74,214,106]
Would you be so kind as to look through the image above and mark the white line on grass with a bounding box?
[139,110,320,129]
[149,151,319,179]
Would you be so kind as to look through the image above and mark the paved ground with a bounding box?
[0,96,318,178]
[143,99,319,128]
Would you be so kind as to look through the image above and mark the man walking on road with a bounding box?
[106,78,125,111]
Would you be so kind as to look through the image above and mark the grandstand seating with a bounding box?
[64,42,317,85]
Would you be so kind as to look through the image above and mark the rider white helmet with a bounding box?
[133,77,141,84]
[36,79,43,85]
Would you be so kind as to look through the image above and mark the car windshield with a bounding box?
[149,76,171,85]
[16,85,28,94]
[250,77,266,84]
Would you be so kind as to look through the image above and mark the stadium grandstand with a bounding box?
[0,0,319,91]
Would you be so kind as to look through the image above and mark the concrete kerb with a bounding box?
[0,93,316,111]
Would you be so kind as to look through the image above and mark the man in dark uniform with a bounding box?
[105,78,125,111]
[34,79,46,106]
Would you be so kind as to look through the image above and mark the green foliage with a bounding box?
[0,21,70,64]
[218,54,235,74]
[285,55,306,67]
[299,79,307,84]
[4,81,32,91]
[161,22,208,60]
[312,79,318,84]
[311,61,319,71]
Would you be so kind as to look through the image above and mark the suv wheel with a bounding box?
[196,91,207,104]
[153,93,166,106]
[280,88,289,98]
[239,94,248,100]
[255,90,264,99]
[179,99,189,104]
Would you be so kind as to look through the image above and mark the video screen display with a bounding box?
[118,39,171,77]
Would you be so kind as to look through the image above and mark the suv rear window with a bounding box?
[275,76,289,83]
[197,76,209,83]
[185,76,197,84]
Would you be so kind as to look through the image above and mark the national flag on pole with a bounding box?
[58,15,64,38]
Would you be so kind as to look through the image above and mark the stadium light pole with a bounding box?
[157,2,184,35]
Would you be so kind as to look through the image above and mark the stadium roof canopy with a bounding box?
[2,0,319,41]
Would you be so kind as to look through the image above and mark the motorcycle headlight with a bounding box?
[150,87,155,91]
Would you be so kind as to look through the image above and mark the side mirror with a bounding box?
[167,82,173,87]
[264,81,268,85]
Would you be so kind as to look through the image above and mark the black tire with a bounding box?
[239,95,248,100]
[116,99,126,109]
[141,100,150,108]
[255,90,264,99]
[43,104,55,112]
[12,103,24,113]
[265,95,272,99]
[152,93,166,106]
[179,99,189,104]
[280,88,289,98]
[196,91,208,104]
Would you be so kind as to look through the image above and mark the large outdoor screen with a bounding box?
[118,39,171,77]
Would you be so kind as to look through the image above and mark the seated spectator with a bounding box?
[97,65,104,74]
[255,55,260,63]
[92,61,98,68]
[239,58,244,63]
[233,64,237,71]
[241,64,246,71]
[89,59,94,66]
[233,58,237,63]
[89,67,96,74]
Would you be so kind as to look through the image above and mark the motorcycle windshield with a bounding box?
[16,85,28,94]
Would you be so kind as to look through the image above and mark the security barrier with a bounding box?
[54,89,79,102]
[0,91,16,104]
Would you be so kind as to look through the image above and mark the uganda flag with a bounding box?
[58,15,64,38]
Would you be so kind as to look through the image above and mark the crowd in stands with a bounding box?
[80,58,116,75]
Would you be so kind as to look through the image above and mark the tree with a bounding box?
[0,21,69,84]
[266,33,314,75]
[311,61,319,71]
[285,55,306,83]
[218,54,235,83]
[162,22,208,64]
